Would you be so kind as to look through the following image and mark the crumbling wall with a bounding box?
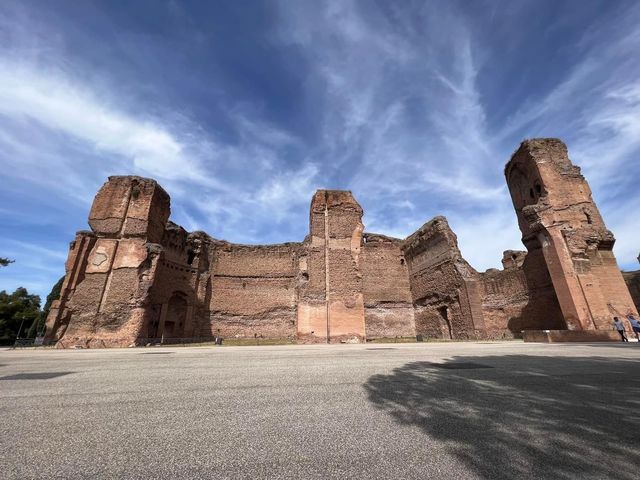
[505,139,638,331]
[479,251,529,338]
[45,176,170,347]
[142,231,195,341]
[623,270,640,312]
[46,138,636,348]
[361,234,415,339]
[43,231,96,343]
[401,217,484,339]
[477,249,564,338]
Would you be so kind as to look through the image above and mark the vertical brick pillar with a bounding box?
[297,190,366,343]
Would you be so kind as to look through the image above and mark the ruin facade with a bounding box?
[45,139,638,347]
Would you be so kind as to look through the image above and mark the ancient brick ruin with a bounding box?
[44,139,638,347]
[623,270,640,313]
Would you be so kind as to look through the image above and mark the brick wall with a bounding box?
[361,234,415,339]
[47,140,636,347]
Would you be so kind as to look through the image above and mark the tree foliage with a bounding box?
[27,276,64,338]
[0,287,41,343]
[0,257,14,267]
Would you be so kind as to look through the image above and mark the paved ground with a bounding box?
[1,341,639,480]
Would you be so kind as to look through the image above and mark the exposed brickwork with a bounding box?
[361,234,415,339]
[208,243,300,341]
[505,139,638,338]
[297,190,366,343]
[400,217,482,339]
[623,270,640,312]
[45,139,637,347]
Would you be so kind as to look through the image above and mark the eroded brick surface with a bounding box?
[623,270,640,312]
[505,139,638,333]
[45,140,637,347]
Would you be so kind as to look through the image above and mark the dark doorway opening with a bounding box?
[438,306,452,339]
[164,292,188,339]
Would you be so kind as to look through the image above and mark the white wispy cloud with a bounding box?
[0,61,212,184]
[0,239,67,297]
[192,162,321,243]
[3,240,68,261]
[273,0,518,269]
[1,0,639,303]
[273,0,640,271]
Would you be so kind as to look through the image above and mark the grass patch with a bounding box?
[219,338,296,347]
[366,337,417,344]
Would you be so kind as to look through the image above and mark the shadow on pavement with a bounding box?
[0,372,75,380]
[364,354,640,480]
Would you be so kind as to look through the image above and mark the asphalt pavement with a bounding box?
[1,341,639,479]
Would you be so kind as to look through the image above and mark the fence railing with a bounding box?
[10,338,52,349]
[136,336,224,346]
[8,336,227,349]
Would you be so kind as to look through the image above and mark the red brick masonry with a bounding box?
[45,139,638,347]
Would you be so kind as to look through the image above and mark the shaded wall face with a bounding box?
[623,271,640,313]
[478,247,565,338]
[44,232,96,342]
[408,261,464,339]
[401,220,477,340]
[479,268,529,336]
[164,294,188,338]
[146,256,200,340]
[506,163,545,239]
[518,246,566,330]
[360,237,415,339]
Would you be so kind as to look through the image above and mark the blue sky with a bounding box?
[1,0,639,301]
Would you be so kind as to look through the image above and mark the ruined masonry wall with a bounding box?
[505,139,638,332]
[361,234,415,338]
[623,270,640,313]
[45,139,638,347]
[208,244,301,340]
[400,217,480,339]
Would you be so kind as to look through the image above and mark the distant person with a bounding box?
[627,314,640,342]
[613,317,628,342]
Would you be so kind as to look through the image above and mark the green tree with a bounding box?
[0,257,14,267]
[27,276,64,338]
[0,287,41,344]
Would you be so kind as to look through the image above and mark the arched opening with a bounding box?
[534,182,542,195]
[507,166,545,209]
[163,292,188,340]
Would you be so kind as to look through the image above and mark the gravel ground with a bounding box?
[1,341,639,479]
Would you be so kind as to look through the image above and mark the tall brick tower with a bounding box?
[45,176,170,346]
[505,139,637,337]
[297,190,366,343]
